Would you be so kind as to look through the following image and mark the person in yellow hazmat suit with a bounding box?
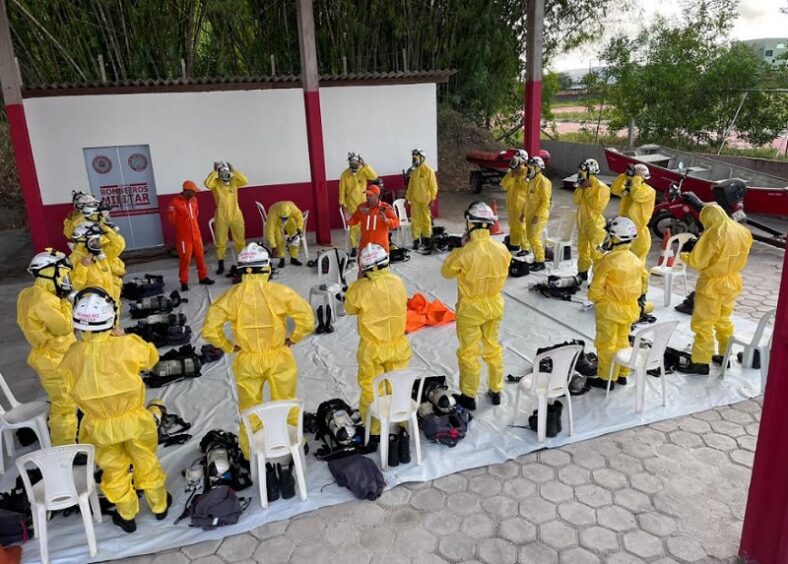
[587,217,649,389]
[60,288,170,533]
[441,202,511,410]
[339,153,377,257]
[70,221,126,305]
[16,249,78,446]
[573,158,611,280]
[202,242,314,459]
[405,148,439,255]
[63,192,97,240]
[524,155,552,271]
[265,201,306,268]
[501,150,530,257]
[676,197,752,375]
[344,243,412,452]
[610,163,655,264]
[204,161,249,274]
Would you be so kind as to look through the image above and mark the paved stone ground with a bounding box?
[106,185,783,564]
[0,183,780,564]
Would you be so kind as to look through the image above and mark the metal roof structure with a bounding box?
[22,70,456,97]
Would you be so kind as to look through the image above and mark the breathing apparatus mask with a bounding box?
[422,377,456,415]
[325,405,357,446]
[348,152,361,172]
[217,161,232,183]
[86,236,106,260]
[712,179,748,222]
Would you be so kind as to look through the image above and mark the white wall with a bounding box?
[23,82,439,205]
[320,83,438,179]
[24,89,311,205]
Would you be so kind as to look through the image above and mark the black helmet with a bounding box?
[712,179,747,216]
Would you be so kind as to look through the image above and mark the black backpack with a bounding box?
[187,486,245,530]
[328,454,385,500]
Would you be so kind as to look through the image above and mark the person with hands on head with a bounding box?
[70,220,126,305]
[405,148,439,255]
[610,163,656,264]
[204,161,249,275]
[17,249,78,446]
[60,287,170,534]
[265,201,306,268]
[573,158,611,281]
[167,180,214,291]
[202,242,314,460]
[501,150,530,257]
[347,179,400,253]
[524,156,552,271]
[340,152,377,257]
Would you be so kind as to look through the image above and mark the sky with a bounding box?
[549,0,788,72]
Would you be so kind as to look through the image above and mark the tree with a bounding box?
[556,72,573,90]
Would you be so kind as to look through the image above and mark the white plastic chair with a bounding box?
[392,199,412,246]
[721,309,775,392]
[364,369,426,470]
[514,344,583,442]
[606,321,679,413]
[649,233,696,307]
[339,208,351,254]
[255,201,268,235]
[16,444,102,564]
[0,371,51,474]
[241,400,307,509]
[308,249,349,322]
[545,212,576,268]
[296,210,310,262]
[208,217,237,263]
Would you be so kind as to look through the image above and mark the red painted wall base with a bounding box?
[523,80,543,157]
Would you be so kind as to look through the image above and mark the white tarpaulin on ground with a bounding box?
[6,233,763,563]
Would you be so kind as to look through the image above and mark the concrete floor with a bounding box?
[1,181,783,563]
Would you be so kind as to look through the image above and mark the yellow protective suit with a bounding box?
[339,164,377,248]
[265,201,305,259]
[60,332,166,520]
[501,167,529,250]
[588,245,649,381]
[344,268,412,435]
[202,273,314,459]
[680,205,753,364]
[204,169,249,260]
[71,228,126,304]
[405,163,438,240]
[16,281,77,446]
[441,229,511,398]
[611,174,656,263]
[573,176,611,273]
[63,212,82,240]
[524,173,552,262]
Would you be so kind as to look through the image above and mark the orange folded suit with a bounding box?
[406,293,456,334]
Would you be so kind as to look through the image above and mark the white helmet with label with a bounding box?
[606,216,638,243]
[464,201,498,226]
[237,242,271,273]
[72,288,116,332]
[633,164,650,179]
[359,243,389,272]
[579,158,600,176]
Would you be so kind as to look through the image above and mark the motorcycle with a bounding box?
[649,162,703,239]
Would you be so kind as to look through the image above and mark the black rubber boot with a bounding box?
[350,248,357,258]
[324,306,335,333]
[736,350,761,369]
[531,261,546,272]
[545,409,560,438]
[677,362,710,375]
[316,306,326,334]
[617,376,628,386]
[266,463,280,502]
[417,237,432,255]
[361,434,380,454]
[278,462,296,499]
[180,282,189,292]
[487,390,501,406]
[112,512,137,533]
[291,257,303,266]
[675,291,695,315]
[216,259,225,275]
[528,410,539,433]
[155,493,173,521]
[577,271,588,281]
[549,401,563,435]
[387,433,400,467]
[413,239,421,251]
[199,277,215,285]
[398,428,411,464]
[589,377,613,390]
[515,248,530,258]
[454,394,477,411]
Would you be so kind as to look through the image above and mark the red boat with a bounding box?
[466,148,552,193]
[605,145,788,216]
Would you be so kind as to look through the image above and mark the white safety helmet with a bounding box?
[633,164,650,179]
[464,201,498,227]
[509,155,525,170]
[359,243,389,272]
[579,158,600,176]
[28,248,73,297]
[411,148,426,166]
[73,193,99,212]
[348,152,361,164]
[529,156,545,171]
[72,288,116,332]
[514,149,529,161]
[81,200,101,218]
[286,233,302,248]
[217,161,232,182]
[605,216,638,245]
[237,242,271,273]
[72,221,103,243]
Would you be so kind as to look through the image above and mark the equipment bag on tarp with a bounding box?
[126,313,192,348]
[121,274,165,300]
[187,485,245,530]
[129,291,188,319]
[142,345,203,388]
[328,454,385,501]
[509,257,530,278]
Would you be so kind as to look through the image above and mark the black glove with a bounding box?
[681,238,698,253]
[638,294,646,309]
[681,191,705,212]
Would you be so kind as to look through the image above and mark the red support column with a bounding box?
[739,245,788,564]
[523,0,544,156]
[1,0,47,250]
[296,0,331,246]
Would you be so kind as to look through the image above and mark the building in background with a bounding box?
[741,38,788,66]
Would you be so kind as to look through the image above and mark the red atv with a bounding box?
[649,166,703,238]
